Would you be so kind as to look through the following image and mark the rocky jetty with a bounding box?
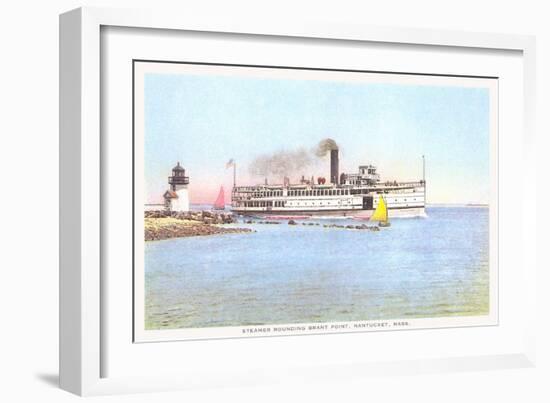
[321,223,380,231]
[145,210,236,224]
[285,218,380,231]
[144,210,252,241]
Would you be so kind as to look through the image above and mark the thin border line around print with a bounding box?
[131,58,498,343]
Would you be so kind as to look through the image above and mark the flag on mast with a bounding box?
[226,159,236,187]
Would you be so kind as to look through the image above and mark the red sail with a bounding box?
[213,186,225,210]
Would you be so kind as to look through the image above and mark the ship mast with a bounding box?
[422,155,426,204]
[226,159,237,188]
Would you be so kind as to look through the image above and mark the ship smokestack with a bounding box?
[315,138,339,184]
[330,149,339,185]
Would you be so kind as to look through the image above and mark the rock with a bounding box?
[288,220,297,225]
[145,210,240,225]
[145,210,168,219]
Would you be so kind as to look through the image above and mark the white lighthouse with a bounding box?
[164,162,190,212]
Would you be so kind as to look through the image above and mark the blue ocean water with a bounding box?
[144,207,489,329]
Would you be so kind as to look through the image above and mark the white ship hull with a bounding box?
[232,185,426,219]
[233,207,426,219]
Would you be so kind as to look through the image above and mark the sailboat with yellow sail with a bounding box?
[370,195,391,227]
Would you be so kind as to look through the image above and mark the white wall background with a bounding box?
[0,0,548,402]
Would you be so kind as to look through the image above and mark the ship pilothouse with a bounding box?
[231,148,426,218]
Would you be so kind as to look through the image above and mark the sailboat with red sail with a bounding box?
[213,186,225,210]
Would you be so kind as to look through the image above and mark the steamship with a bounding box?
[231,149,426,219]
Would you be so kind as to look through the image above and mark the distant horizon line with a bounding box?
[145,201,489,207]
[180,202,491,207]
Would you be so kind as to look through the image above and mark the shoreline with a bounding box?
[144,211,253,241]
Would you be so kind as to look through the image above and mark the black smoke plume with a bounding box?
[248,148,313,177]
[315,138,339,157]
[248,138,339,178]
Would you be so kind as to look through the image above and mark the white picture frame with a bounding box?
[59,6,537,396]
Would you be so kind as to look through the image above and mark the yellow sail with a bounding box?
[370,195,388,222]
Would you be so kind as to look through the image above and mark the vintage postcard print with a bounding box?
[133,61,498,342]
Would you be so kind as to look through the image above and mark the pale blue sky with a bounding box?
[144,71,491,204]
